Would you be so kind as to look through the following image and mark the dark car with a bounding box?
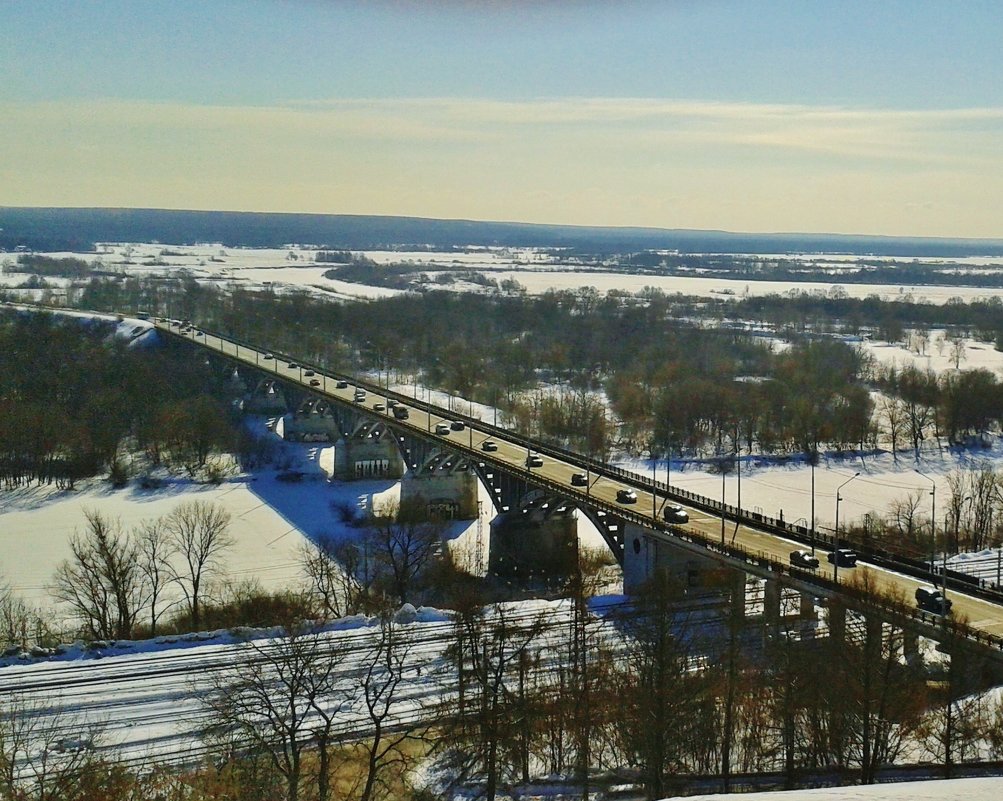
[789,549,820,569]
[309,378,320,386]
[387,398,398,408]
[304,369,315,377]
[616,488,638,504]
[372,403,386,412]
[916,586,952,615]
[663,505,689,524]
[450,421,465,431]
[353,391,366,403]
[827,548,858,567]
[481,440,498,452]
[571,472,588,487]
[393,406,410,420]
[336,380,349,389]
[526,454,544,468]
[287,362,299,369]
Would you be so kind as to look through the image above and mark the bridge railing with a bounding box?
[163,320,1003,611]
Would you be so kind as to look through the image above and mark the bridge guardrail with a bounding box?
[161,320,1003,617]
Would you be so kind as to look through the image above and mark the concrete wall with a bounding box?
[622,522,724,594]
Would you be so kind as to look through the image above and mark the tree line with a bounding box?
[0,310,238,489]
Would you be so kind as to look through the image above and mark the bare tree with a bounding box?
[878,395,907,458]
[299,536,353,619]
[0,691,107,801]
[441,603,548,801]
[51,509,144,640]
[368,499,446,605]
[136,517,175,636]
[0,583,55,650]
[356,613,431,801]
[166,500,233,630]
[200,624,349,801]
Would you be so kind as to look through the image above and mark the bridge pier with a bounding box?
[827,602,846,643]
[902,628,920,663]
[334,420,405,480]
[400,452,479,519]
[764,578,781,625]
[800,592,817,621]
[489,494,578,580]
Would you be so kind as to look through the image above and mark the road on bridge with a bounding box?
[159,320,1003,643]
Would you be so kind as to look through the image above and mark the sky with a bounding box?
[2,0,1003,239]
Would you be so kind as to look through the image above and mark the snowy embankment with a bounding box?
[0,599,580,772]
[681,776,1003,801]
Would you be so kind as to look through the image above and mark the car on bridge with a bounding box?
[288,362,299,369]
[827,548,857,567]
[393,406,410,420]
[789,549,820,569]
[336,379,349,389]
[663,505,689,524]
[309,379,320,386]
[354,391,366,403]
[571,472,588,487]
[916,586,952,615]
[616,489,638,504]
[526,454,544,468]
[373,403,386,412]
[304,369,315,376]
[387,398,398,408]
[481,440,498,452]
[435,422,450,435]
[450,421,465,431]
[263,353,274,360]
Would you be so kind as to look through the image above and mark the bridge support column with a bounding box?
[799,592,817,621]
[901,629,920,663]
[827,602,846,643]
[865,617,883,655]
[764,578,781,624]
[729,570,746,623]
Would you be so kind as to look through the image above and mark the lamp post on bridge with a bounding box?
[916,470,937,584]
[833,472,860,583]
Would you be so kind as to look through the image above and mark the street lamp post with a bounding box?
[833,472,861,583]
[810,448,817,556]
[917,471,937,583]
[721,455,727,545]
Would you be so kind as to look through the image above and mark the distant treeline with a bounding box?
[9,254,92,278]
[0,310,237,489]
[55,275,1003,464]
[4,206,1003,256]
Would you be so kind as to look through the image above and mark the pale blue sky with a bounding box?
[3,1,1003,237]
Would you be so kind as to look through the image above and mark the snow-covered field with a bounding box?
[8,243,1003,304]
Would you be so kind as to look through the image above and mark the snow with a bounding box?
[680,777,1003,800]
[485,269,1003,304]
[861,332,1003,377]
[12,243,1003,305]
[0,599,587,770]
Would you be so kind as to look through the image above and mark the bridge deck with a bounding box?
[157,319,1003,656]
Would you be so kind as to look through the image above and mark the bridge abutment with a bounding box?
[623,523,722,595]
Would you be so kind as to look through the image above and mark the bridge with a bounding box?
[157,318,1003,667]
